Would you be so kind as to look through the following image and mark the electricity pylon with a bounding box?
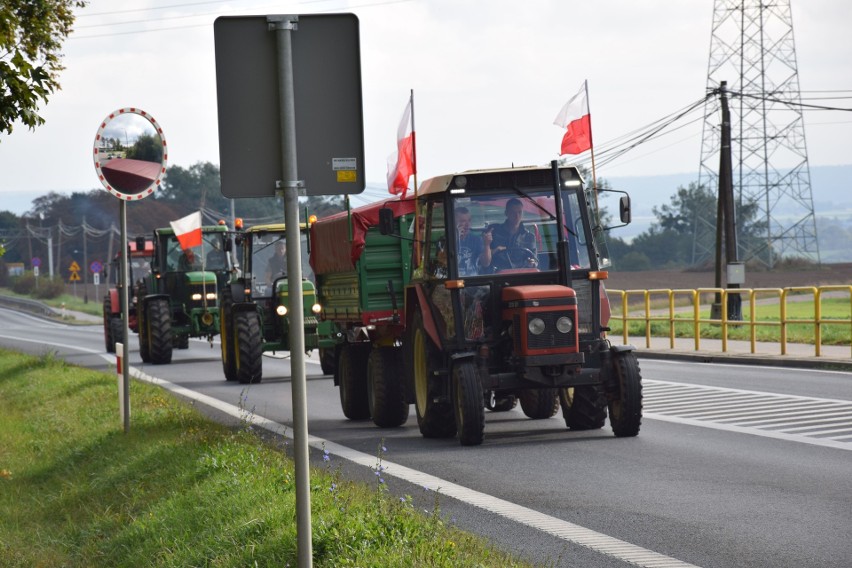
[694,0,820,268]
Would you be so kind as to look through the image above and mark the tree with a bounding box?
[0,1,87,137]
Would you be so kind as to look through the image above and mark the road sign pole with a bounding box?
[119,199,131,434]
[271,14,313,567]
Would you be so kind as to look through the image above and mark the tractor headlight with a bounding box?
[556,316,573,334]
[205,292,217,301]
[528,317,546,335]
[311,303,322,314]
[191,293,202,301]
[276,305,288,316]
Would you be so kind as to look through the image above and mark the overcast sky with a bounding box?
[1,0,850,210]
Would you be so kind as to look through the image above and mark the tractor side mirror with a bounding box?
[378,207,396,236]
[619,195,631,225]
[223,239,232,252]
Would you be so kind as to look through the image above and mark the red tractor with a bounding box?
[103,237,154,353]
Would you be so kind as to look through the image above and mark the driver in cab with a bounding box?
[478,197,538,272]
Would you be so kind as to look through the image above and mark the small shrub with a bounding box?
[32,277,66,299]
[11,272,36,295]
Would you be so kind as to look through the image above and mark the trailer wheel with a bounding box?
[518,388,560,419]
[220,287,237,381]
[137,297,151,363]
[452,360,485,446]
[367,347,409,428]
[147,298,173,365]
[103,297,115,353]
[320,348,337,376]
[337,344,370,419]
[560,385,606,430]
[608,350,643,437]
[411,310,456,438]
[485,391,517,412]
[235,310,263,384]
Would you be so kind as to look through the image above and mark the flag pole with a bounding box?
[409,88,421,261]
[585,80,600,211]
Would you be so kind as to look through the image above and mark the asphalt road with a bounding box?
[2,306,851,568]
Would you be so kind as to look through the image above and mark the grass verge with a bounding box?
[0,348,535,567]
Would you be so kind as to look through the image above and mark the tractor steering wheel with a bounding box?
[491,247,538,271]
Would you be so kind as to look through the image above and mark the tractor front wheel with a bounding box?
[147,298,173,365]
[235,310,263,384]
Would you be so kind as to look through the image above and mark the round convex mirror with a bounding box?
[93,108,167,200]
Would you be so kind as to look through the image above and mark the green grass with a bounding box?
[0,348,537,567]
[609,297,852,345]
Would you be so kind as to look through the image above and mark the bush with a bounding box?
[11,272,36,294]
[32,277,65,299]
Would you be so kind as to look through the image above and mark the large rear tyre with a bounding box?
[235,310,263,384]
[109,318,124,355]
[337,344,370,420]
[452,361,485,446]
[560,385,606,430]
[608,350,643,437]
[147,298,173,365]
[367,347,409,428]
[411,310,456,438]
[518,388,560,419]
[103,297,115,353]
[219,286,237,381]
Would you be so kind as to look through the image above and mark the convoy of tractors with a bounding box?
[104,163,643,445]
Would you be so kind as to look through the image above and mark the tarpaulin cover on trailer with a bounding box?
[310,198,415,274]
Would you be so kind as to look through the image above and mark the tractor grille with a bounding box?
[526,312,576,349]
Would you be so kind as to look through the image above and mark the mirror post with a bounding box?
[271,15,313,567]
[119,199,131,433]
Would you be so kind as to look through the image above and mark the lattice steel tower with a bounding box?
[694,0,820,268]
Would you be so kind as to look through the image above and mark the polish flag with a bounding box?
[387,95,416,198]
[553,81,592,155]
[170,211,202,250]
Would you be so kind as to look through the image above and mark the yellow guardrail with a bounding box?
[607,285,852,358]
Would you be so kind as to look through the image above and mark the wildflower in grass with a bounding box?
[323,450,330,462]
[330,483,337,492]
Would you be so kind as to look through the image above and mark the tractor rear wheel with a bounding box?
[452,360,485,446]
[411,309,456,439]
[608,350,643,437]
[147,298,173,365]
[519,388,560,419]
[367,347,409,428]
[235,310,263,384]
[560,385,606,430]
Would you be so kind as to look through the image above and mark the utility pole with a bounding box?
[83,216,89,303]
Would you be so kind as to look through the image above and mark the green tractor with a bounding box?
[219,223,322,384]
[135,224,235,364]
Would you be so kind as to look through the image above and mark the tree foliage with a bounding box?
[608,182,768,271]
[0,0,87,137]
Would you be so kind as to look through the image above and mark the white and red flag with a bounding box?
[386,93,416,198]
[170,211,202,250]
[553,81,592,155]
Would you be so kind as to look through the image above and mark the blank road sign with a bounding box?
[214,14,365,198]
